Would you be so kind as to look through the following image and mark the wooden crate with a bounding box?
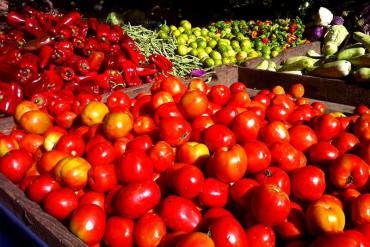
[0,64,364,246]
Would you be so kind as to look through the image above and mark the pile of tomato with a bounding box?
[0,75,369,247]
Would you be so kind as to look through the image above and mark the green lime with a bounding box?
[204,57,215,68]
[210,50,222,60]
[205,47,213,54]
[158,31,168,39]
[180,20,192,30]
[208,32,216,38]
[197,39,207,48]
[254,40,263,51]
[215,33,221,39]
[201,28,209,37]
[190,49,198,56]
[177,37,187,45]
[227,49,236,57]
[222,57,231,64]
[271,50,279,57]
[208,39,217,48]
[214,59,223,66]
[230,57,237,64]
[240,39,252,50]
[190,41,198,49]
[231,40,240,50]
[221,51,229,58]
[263,54,271,59]
[218,39,231,46]
[248,50,259,58]
[261,45,271,53]
[198,50,209,60]
[170,25,177,31]
[179,34,189,41]
[193,29,202,37]
[236,51,248,62]
[172,29,181,37]
[178,26,185,33]
[177,45,189,56]
[160,24,170,33]
[218,44,229,53]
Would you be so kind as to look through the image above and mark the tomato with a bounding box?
[253,93,271,108]
[351,194,370,225]
[272,86,285,94]
[290,83,304,98]
[266,104,290,121]
[306,199,345,234]
[160,232,187,247]
[20,110,51,134]
[232,111,261,143]
[160,195,201,232]
[178,141,210,167]
[88,164,117,192]
[53,157,91,190]
[153,102,182,124]
[103,111,133,139]
[0,150,33,183]
[134,213,166,247]
[208,85,231,106]
[55,134,85,157]
[171,164,204,199]
[43,126,67,151]
[133,115,156,136]
[260,121,290,146]
[255,167,291,196]
[241,141,270,174]
[118,149,153,183]
[227,91,251,108]
[180,90,208,118]
[291,166,326,201]
[353,114,370,142]
[329,154,369,189]
[312,101,326,113]
[333,188,361,205]
[80,101,109,127]
[115,180,161,219]
[203,124,236,152]
[0,135,19,157]
[190,115,215,142]
[230,82,247,93]
[344,230,370,247]
[199,178,229,208]
[275,202,306,240]
[213,106,238,126]
[311,233,360,247]
[38,150,68,174]
[79,191,105,210]
[152,91,174,110]
[70,204,106,245]
[309,142,339,164]
[209,216,248,247]
[160,76,187,102]
[86,141,116,166]
[159,117,191,146]
[245,224,275,247]
[188,79,209,94]
[55,111,77,129]
[15,100,39,122]
[104,216,134,247]
[313,114,342,141]
[288,125,317,152]
[26,174,60,203]
[270,142,304,173]
[113,137,131,157]
[18,133,44,155]
[106,91,131,111]
[251,184,291,226]
[105,185,122,215]
[355,224,370,241]
[149,141,174,172]
[230,178,259,208]
[43,187,78,220]
[177,232,215,247]
[131,95,153,119]
[332,132,360,155]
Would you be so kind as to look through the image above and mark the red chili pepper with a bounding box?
[74,72,98,84]
[262,37,269,44]
[6,11,26,30]
[38,45,53,69]
[40,65,64,93]
[149,54,173,72]
[22,34,54,51]
[121,34,135,46]
[110,44,121,53]
[87,51,105,71]
[96,24,111,42]
[58,26,73,41]
[55,12,81,31]
[83,37,100,56]
[25,18,45,38]
[8,30,25,43]
[36,13,56,34]
[290,23,298,33]
[121,42,145,65]
[52,41,73,64]
[0,62,18,82]
[0,82,23,114]
[31,92,49,110]
[78,21,89,38]
[58,67,75,81]
[67,55,90,75]
[94,71,111,89]
[23,6,39,16]
[1,48,22,65]
[88,18,99,31]
[121,60,142,87]
[136,66,158,77]
[105,52,127,70]
[110,25,124,43]
[19,53,39,74]
[72,36,85,49]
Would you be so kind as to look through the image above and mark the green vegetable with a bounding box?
[353,67,370,82]
[322,25,349,55]
[337,47,366,60]
[309,60,351,78]
[256,60,269,70]
[285,56,310,65]
[322,41,338,56]
[349,54,370,67]
[353,32,370,50]
[280,57,319,71]
[267,61,277,71]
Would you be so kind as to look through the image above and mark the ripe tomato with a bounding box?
[270,142,304,173]
[134,213,166,247]
[131,95,153,119]
[153,102,182,124]
[38,150,68,174]
[208,85,231,106]
[289,124,317,152]
[55,134,85,157]
[105,185,122,215]
[291,166,326,201]
[160,76,187,102]
[188,79,209,94]
[275,202,306,240]
[43,126,67,151]
[351,194,370,225]
[149,141,174,172]
[43,187,78,220]
[202,207,234,230]
[245,224,275,247]
[312,114,342,141]
[79,191,105,210]
[26,174,60,203]
[180,90,208,118]
[0,150,33,183]
[88,164,117,192]
[103,111,133,139]
[190,115,215,142]
[199,178,229,208]
[355,223,370,241]
[160,195,201,232]
[0,135,19,157]
[117,149,153,183]
[230,178,259,208]
[133,115,156,136]
[106,91,131,111]
[159,117,192,146]
[255,167,291,196]
[53,157,91,190]
[115,180,161,219]
[81,101,109,126]
[152,91,174,110]
[14,100,39,122]
[232,111,261,143]
[104,216,134,247]
[230,82,247,93]
[213,106,238,126]
[353,114,370,142]
[290,83,304,98]
[251,184,291,226]
[311,233,360,247]
[309,142,339,164]
[18,133,43,155]
[343,230,370,247]
[209,216,248,247]
[203,124,236,152]
[177,232,215,247]
[227,91,251,108]
[86,141,116,166]
[178,141,210,167]
[260,120,290,146]
[332,132,360,155]
[19,110,51,134]
[243,141,271,174]
[70,204,106,245]
[170,164,204,199]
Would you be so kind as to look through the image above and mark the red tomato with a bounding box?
[126,135,153,153]
[313,114,342,141]
[0,135,19,157]
[104,185,122,215]
[160,232,188,247]
[355,224,370,241]
[266,104,290,121]
[344,230,370,247]
[152,91,174,110]
[230,82,247,93]
[19,110,52,134]
[149,141,174,173]
[103,111,134,139]
[115,180,161,219]
[19,133,44,155]
[275,202,306,240]
[79,191,105,210]
[311,233,359,247]
[291,166,326,201]
[213,106,238,126]
[309,142,339,164]
[53,157,91,190]
[290,83,305,98]
[202,207,234,229]
[153,102,182,124]
[55,134,85,157]
[260,121,290,146]
[270,142,304,173]
[251,184,291,226]
[232,111,261,143]
[88,164,117,192]
[243,141,271,174]
[106,91,131,111]
[329,154,369,189]
[177,232,215,247]
[190,115,215,142]
[255,167,291,195]
[253,93,271,108]
[86,141,116,166]
[199,178,229,208]
[353,114,370,142]
[245,224,275,247]
[351,194,370,225]
[209,216,248,247]
[228,91,251,108]
[289,125,318,152]
[117,149,153,184]
[180,90,208,118]
[38,150,69,174]
[104,216,134,247]
[133,115,156,136]
[113,137,131,157]
[203,124,236,152]
[0,150,33,183]
[188,79,209,94]
[26,174,60,203]
[160,195,201,232]
[230,178,259,208]
[69,204,105,245]
[171,164,204,199]
[43,187,78,220]
[209,144,247,183]
[159,117,192,146]
[208,85,231,106]
[134,213,166,247]
[332,132,360,155]
[160,76,187,102]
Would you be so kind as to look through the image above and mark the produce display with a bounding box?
[0,72,369,246]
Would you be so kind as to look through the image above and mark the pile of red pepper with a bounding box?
[0,7,173,114]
